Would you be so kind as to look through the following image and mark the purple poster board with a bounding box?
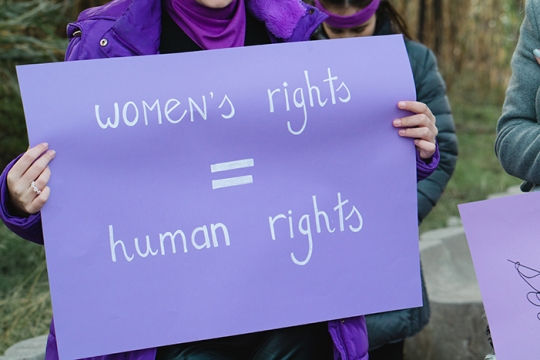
[17,35,420,359]
[459,192,540,360]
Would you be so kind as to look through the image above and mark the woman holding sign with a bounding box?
[311,0,457,359]
[0,0,440,359]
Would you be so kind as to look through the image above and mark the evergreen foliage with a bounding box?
[0,0,68,170]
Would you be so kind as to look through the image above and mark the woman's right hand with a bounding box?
[534,49,540,64]
[6,143,55,216]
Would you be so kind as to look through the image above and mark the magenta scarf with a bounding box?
[314,0,380,29]
[164,0,246,50]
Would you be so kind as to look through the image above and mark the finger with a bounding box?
[415,139,437,159]
[26,186,51,215]
[19,149,56,184]
[19,168,51,215]
[398,127,437,143]
[9,143,50,180]
[394,113,435,127]
[397,101,436,124]
[534,49,540,65]
[32,166,52,194]
[394,114,438,135]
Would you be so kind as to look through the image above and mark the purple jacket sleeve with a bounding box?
[328,316,369,360]
[416,142,440,182]
[0,154,44,245]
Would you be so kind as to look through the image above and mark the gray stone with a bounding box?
[445,216,462,227]
[3,335,47,360]
[403,226,492,360]
[419,227,481,304]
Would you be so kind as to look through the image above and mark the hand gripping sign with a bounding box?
[17,35,420,358]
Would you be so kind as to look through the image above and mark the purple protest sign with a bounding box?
[459,192,540,360]
[17,35,420,359]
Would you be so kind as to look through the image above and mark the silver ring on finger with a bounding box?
[31,181,42,195]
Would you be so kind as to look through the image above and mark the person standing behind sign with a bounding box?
[0,0,440,359]
[309,0,458,359]
[493,1,540,357]
[496,0,540,192]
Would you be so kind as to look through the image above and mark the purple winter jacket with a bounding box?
[0,0,439,358]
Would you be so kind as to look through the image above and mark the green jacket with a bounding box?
[496,0,540,191]
[312,16,458,349]
[313,23,457,224]
[407,40,457,223]
[366,39,457,350]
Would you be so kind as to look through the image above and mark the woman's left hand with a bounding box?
[393,101,438,160]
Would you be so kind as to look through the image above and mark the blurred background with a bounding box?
[0,0,525,353]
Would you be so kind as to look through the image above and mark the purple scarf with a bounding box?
[165,0,246,50]
[314,0,380,29]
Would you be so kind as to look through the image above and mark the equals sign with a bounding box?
[211,158,254,190]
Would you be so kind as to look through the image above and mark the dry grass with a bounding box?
[0,247,51,353]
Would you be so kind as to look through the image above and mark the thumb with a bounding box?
[534,49,540,65]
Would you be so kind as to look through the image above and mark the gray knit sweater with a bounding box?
[496,0,540,190]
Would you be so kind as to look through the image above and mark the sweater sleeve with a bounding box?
[0,155,44,244]
[416,144,440,182]
[406,41,458,222]
[495,0,540,188]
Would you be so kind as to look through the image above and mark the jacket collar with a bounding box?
[248,0,311,40]
[76,0,325,55]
